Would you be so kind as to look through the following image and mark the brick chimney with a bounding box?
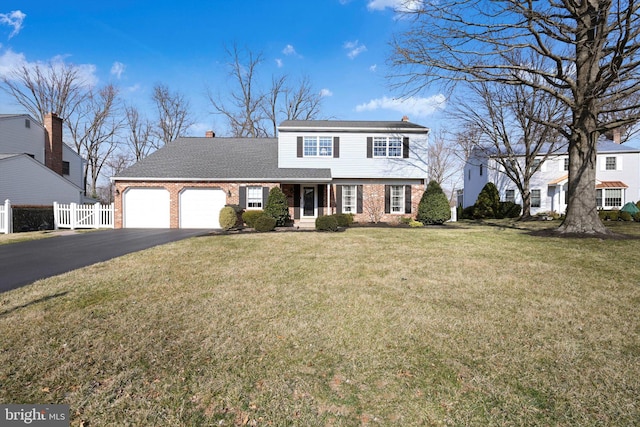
[205,130,215,138]
[401,116,409,122]
[44,112,64,175]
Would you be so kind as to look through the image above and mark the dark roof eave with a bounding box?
[111,176,332,183]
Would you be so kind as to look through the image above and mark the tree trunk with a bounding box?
[557,128,609,235]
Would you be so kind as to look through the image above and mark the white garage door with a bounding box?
[124,188,170,228]
[180,188,226,229]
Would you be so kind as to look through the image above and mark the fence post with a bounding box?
[94,202,101,229]
[2,199,12,234]
[53,201,59,230]
[70,202,77,230]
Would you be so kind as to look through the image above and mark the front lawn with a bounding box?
[1,224,639,425]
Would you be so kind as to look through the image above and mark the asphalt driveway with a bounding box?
[0,229,208,293]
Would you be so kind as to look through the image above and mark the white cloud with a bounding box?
[369,64,377,72]
[275,58,283,68]
[367,0,421,12]
[282,44,297,56]
[110,61,125,79]
[355,94,447,117]
[0,10,26,39]
[0,48,26,77]
[319,88,333,97]
[344,40,367,59]
[0,49,98,87]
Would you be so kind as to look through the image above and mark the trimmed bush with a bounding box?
[599,210,620,221]
[12,206,54,232]
[417,180,451,224]
[242,210,265,228]
[409,219,424,227]
[473,182,501,219]
[334,213,354,227]
[461,205,475,220]
[619,211,632,221]
[219,206,238,230]
[316,215,339,232]
[264,186,290,227]
[499,201,522,219]
[254,215,276,232]
[634,212,640,222]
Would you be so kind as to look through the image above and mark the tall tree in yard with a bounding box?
[390,0,640,235]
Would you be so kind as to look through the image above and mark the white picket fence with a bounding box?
[54,202,114,230]
[0,199,12,234]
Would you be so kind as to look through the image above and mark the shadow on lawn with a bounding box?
[0,291,69,317]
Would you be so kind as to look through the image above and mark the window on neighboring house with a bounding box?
[531,189,541,208]
[25,119,30,128]
[480,164,483,176]
[564,157,569,171]
[505,189,515,203]
[604,188,622,207]
[530,158,541,173]
[62,161,70,175]
[605,156,617,170]
[304,136,332,157]
[246,186,264,209]
[342,185,356,213]
[596,189,602,207]
[390,185,404,213]
[373,137,402,158]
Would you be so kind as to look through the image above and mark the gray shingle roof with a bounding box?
[113,137,331,181]
[278,120,429,132]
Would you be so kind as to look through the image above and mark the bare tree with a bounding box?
[152,83,194,147]
[453,80,567,217]
[98,152,133,203]
[124,105,154,161]
[390,0,640,235]
[209,45,324,137]
[1,60,89,123]
[66,84,123,197]
[427,129,458,188]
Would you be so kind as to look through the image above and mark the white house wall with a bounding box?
[0,155,83,205]
[278,132,428,179]
[0,115,45,163]
[62,143,85,189]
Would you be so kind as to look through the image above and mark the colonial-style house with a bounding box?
[0,113,86,205]
[462,137,640,215]
[111,118,430,228]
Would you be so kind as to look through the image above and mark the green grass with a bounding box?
[1,222,639,426]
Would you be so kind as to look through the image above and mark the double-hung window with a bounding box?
[530,189,541,208]
[604,188,622,207]
[505,189,515,203]
[342,185,356,213]
[390,185,404,213]
[605,157,617,170]
[304,136,332,157]
[373,137,402,158]
[246,186,263,209]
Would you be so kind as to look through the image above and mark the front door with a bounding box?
[302,186,316,217]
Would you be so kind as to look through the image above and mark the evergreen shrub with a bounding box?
[473,182,501,219]
[254,215,276,232]
[264,187,290,227]
[219,206,238,230]
[316,215,339,232]
[334,213,354,227]
[242,210,265,228]
[499,202,522,219]
[417,180,451,224]
[619,211,632,221]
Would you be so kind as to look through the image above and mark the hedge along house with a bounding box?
[111,119,430,229]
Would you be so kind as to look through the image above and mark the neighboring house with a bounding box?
[462,137,640,215]
[112,118,430,228]
[0,113,87,205]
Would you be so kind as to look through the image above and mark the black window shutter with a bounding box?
[367,137,373,158]
[405,185,412,214]
[384,185,391,214]
[336,185,343,213]
[403,137,410,158]
[317,184,325,216]
[262,187,270,207]
[357,185,363,214]
[333,137,340,158]
[293,185,300,219]
[297,136,303,158]
[239,186,247,208]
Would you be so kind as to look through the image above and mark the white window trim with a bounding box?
[373,136,402,158]
[342,185,357,214]
[390,185,405,213]
[303,136,332,157]
[246,186,263,210]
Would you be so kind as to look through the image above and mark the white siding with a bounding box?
[62,143,85,189]
[0,155,84,205]
[277,131,428,179]
[0,115,45,162]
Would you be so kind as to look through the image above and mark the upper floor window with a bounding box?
[530,158,541,173]
[373,137,402,158]
[62,161,70,175]
[304,136,332,157]
[564,157,569,171]
[605,156,617,170]
[25,119,30,128]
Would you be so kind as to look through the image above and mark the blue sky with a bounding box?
[0,0,446,136]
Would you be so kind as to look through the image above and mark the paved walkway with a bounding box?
[0,229,208,293]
